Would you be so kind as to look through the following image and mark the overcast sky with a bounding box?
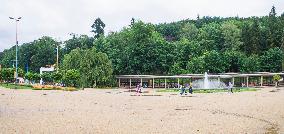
[0,0,283,52]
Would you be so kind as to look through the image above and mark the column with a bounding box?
[129,78,132,89]
[152,78,155,89]
[232,77,235,87]
[140,78,143,86]
[164,78,167,89]
[118,78,121,88]
[218,77,220,84]
[246,76,249,87]
[260,76,263,87]
[177,78,180,88]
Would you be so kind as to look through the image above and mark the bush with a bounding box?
[62,69,80,87]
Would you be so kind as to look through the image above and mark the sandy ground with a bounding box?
[0,87,284,134]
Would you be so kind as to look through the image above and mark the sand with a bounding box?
[0,87,284,134]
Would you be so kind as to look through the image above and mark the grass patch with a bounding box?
[157,88,258,93]
[0,83,79,91]
[0,83,33,89]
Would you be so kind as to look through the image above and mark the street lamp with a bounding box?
[9,16,21,88]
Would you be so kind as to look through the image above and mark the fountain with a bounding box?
[192,72,227,89]
[204,72,209,89]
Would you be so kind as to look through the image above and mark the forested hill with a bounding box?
[1,6,284,76]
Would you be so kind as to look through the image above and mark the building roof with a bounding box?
[116,72,284,79]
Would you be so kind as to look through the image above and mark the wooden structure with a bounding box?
[116,72,284,88]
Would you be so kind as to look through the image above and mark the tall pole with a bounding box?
[9,17,21,88]
[56,45,59,72]
[15,20,18,85]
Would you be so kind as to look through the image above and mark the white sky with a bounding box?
[0,0,283,52]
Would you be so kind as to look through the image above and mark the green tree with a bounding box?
[173,39,202,71]
[250,19,262,54]
[223,51,245,72]
[1,36,60,72]
[0,47,16,68]
[203,51,226,73]
[29,36,59,72]
[269,6,276,17]
[240,55,260,73]
[187,56,205,73]
[130,18,135,26]
[79,48,113,87]
[178,23,198,41]
[260,47,283,72]
[94,36,107,52]
[24,72,40,84]
[18,42,37,72]
[64,34,94,54]
[62,48,82,70]
[169,62,186,75]
[92,52,113,86]
[79,49,95,87]
[24,72,34,84]
[91,18,105,38]
[1,68,15,84]
[267,6,283,49]
[62,47,113,87]
[221,21,242,51]
[155,22,181,41]
[97,29,138,75]
[127,21,173,74]
[198,22,223,51]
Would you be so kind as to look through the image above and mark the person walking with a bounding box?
[136,84,142,94]
[228,82,233,93]
[188,82,193,94]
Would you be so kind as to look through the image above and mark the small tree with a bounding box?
[25,72,34,84]
[273,74,281,87]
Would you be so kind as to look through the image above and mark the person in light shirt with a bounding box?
[228,82,233,93]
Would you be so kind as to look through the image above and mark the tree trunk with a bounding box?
[275,82,278,88]
[93,80,97,88]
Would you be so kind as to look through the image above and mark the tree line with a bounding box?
[0,6,283,87]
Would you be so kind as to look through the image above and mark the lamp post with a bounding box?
[9,16,21,88]
[56,45,59,72]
